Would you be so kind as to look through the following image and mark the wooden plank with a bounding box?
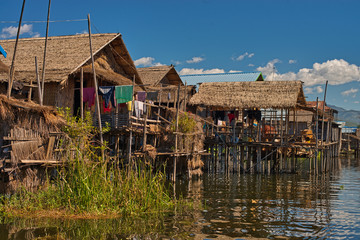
[46,136,55,159]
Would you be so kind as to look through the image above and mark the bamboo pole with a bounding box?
[183,82,187,111]
[27,74,33,102]
[128,75,135,163]
[7,0,26,99]
[35,57,42,105]
[320,81,328,172]
[41,0,51,102]
[87,14,104,160]
[80,68,84,120]
[173,84,180,182]
[315,97,319,173]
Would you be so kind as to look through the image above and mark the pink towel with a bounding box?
[83,87,95,107]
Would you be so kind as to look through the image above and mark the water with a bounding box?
[1,158,360,239]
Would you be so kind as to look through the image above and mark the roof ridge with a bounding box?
[0,33,120,42]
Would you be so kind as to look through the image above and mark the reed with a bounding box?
[1,109,180,217]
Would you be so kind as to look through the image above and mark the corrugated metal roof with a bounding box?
[180,72,263,86]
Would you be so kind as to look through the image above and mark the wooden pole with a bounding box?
[80,68,84,120]
[173,84,181,182]
[142,102,148,152]
[87,14,104,160]
[27,74,33,102]
[183,82,187,112]
[41,0,51,102]
[35,57,42,105]
[315,97,319,173]
[7,0,26,99]
[128,75,135,163]
[320,80,328,172]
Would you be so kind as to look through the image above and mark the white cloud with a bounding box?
[315,86,323,93]
[261,59,360,86]
[172,60,182,65]
[354,101,359,104]
[179,68,225,75]
[248,63,255,67]
[76,30,88,35]
[304,87,313,95]
[134,57,164,67]
[256,59,281,76]
[289,59,297,64]
[186,57,204,64]
[233,52,255,61]
[0,24,40,39]
[341,88,358,97]
[229,70,242,73]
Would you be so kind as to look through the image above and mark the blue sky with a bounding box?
[1,0,360,110]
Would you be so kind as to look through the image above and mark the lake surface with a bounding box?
[1,157,360,239]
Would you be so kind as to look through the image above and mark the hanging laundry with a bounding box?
[115,85,133,104]
[136,91,146,102]
[134,100,146,118]
[126,101,132,111]
[98,86,115,108]
[146,91,158,101]
[168,92,171,100]
[83,87,95,108]
[102,101,111,113]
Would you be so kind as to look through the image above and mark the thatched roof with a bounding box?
[189,80,306,110]
[0,94,65,129]
[137,65,183,87]
[0,33,142,85]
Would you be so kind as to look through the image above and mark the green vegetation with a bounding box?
[0,109,183,217]
[172,112,197,133]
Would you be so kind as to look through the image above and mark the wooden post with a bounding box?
[7,0,26,99]
[154,84,162,147]
[280,108,284,172]
[315,98,319,174]
[173,84,181,182]
[142,102,148,152]
[320,81,328,173]
[35,57,42,105]
[28,73,33,102]
[41,0,51,102]
[183,82,187,112]
[80,68,84,120]
[87,14,104,160]
[128,75,135,163]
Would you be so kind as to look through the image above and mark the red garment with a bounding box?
[103,101,111,113]
[228,113,235,123]
[83,87,95,108]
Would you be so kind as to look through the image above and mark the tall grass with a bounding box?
[1,109,180,217]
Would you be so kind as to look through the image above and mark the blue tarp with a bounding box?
[0,44,7,58]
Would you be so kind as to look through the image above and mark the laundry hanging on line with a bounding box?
[83,87,95,108]
[146,91,158,101]
[98,86,115,108]
[136,91,146,102]
[134,100,146,118]
[115,85,133,104]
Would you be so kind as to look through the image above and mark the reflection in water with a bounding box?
[1,158,360,239]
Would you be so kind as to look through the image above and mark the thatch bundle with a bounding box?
[189,80,306,110]
[0,94,65,136]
